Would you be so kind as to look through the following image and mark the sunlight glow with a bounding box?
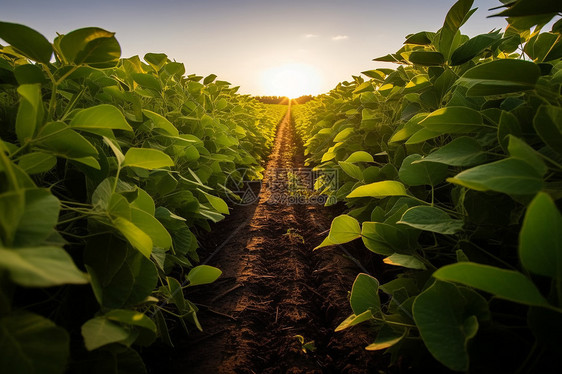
[260,63,323,98]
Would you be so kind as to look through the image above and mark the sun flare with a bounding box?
[260,63,323,98]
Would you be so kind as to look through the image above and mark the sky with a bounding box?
[1,0,509,97]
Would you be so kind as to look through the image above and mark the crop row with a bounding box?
[0,22,286,373]
[293,0,562,372]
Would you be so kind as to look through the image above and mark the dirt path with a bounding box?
[147,106,385,373]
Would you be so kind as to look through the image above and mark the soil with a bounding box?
[146,106,390,373]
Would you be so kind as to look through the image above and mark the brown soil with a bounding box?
[147,106,388,373]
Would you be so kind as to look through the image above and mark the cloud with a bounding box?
[304,34,319,38]
[331,35,349,41]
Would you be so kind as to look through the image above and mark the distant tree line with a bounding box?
[253,95,315,105]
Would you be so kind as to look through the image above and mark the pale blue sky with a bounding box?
[2,0,508,96]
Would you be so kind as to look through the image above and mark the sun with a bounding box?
[260,63,323,98]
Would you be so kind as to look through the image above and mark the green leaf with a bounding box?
[438,0,475,60]
[81,317,130,351]
[533,105,562,155]
[36,121,98,159]
[70,104,132,131]
[414,137,486,166]
[333,127,354,142]
[347,181,409,199]
[0,312,69,374]
[0,21,53,64]
[398,206,464,235]
[447,158,543,195]
[413,281,478,372]
[433,263,551,307]
[335,310,373,332]
[493,0,562,17]
[507,135,547,176]
[408,51,445,66]
[419,106,483,133]
[361,222,404,255]
[0,246,88,287]
[59,27,120,67]
[132,73,162,92]
[16,84,44,144]
[344,151,374,163]
[338,161,364,180]
[105,310,157,332]
[350,273,380,315]
[383,253,427,270]
[112,217,153,258]
[17,152,57,174]
[458,59,541,96]
[123,148,174,170]
[142,109,179,136]
[186,265,222,286]
[366,324,407,351]
[130,208,172,250]
[328,215,361,244]
[14,64,46,85]
[200,191,229,215]
[519,192,562,279]
[399,154,448,186]
[130,189,155,215]
[450,31,502,65]
[13,188,60,247]
[313,235,337,250]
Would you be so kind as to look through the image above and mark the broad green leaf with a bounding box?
[186,265,222,286]
[142,109,179,136]
[130,188,155,215]
[407,51,445,66]
[0,21,53,64]
[433,263,550,307]
[338,161,363,180]
[507,135,547,176]
[333,127,354,142]
[130,208,172,249]
[123,148,174,170]
[335,310,373,332]
[328,215,361,244]
[81,317,130,351]
[404,128,442,144]
[398,206,464,235]
[103,136,125,165]
[448,158,543,195]
[166,276,186,312]
[0,312,69,374]
[105,310,157,332]
[201,191,229,214]
[438,0,474,60]
[132,73,162,92]
[533,105,562,155]
[347,181,408,198]
[59,27,121,68]
[17,152,56,174]
[414,137,486,166]
[13,188,60,247]
[0,246,88,287]
[450,31,502,65]
[383,253,427,270]
[16,84,44,144]
[350,273,380,315]
[344,151,374,163]
[366,324,407,351]
[36,121,98,159]
[0,191,25,246]
[70,104,132,131]
[419,106,483,133]
[458,59,541,96]
[493,0,562,17]
[108,193,131,220]
[313,235,337,250]
[361,222,404,255]
[112,217,153,258]
[519,192,562,279]
[413,281,478,372]
[14,64,46,85]
[399,154,448,186]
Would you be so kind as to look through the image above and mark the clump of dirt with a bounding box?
[146,106,391,373]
